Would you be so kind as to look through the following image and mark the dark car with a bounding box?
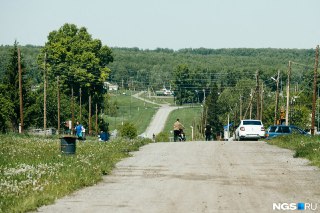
[265,125,309,139]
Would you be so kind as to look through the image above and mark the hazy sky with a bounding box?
[1,0,319,49]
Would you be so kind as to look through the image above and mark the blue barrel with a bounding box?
[60,136,77,154]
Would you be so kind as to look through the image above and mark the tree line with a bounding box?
[0,23,317,134]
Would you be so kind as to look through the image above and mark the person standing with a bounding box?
[173,119,184,142]
[81,125,86,140]
[204,124,212,141]
[75,121,83,140]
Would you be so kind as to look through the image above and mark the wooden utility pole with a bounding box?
[57,76,60,134]
[274,70,280,125]
[249,89,253,119]
[95,103,98,134]
[89,95,92,135]
[71,87,74,134]
[260,82,264,121]
[43,52,47,135]
[311,45,319,135]
[239,95,242,120]
[79,88,82,122]
[18,48,24,133]
[285,61,292,126]
[256,70,260,119]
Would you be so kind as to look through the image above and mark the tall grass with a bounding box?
[267,135,320,167]
[0,134,151,212]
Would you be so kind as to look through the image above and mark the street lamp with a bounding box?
[271,70,280,125]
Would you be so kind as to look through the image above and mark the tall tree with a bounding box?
[2,41,25,131]
[173,64,191,105]
[38,23,114,127]
[39,23,113,106]
[204,83,223,139]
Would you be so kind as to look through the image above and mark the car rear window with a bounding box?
[269,126,277,132]
[243,120,262,125]
[276,126,290,133]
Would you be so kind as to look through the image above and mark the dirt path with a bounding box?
[36,141,320,213]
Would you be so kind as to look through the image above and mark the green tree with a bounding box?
[39,23,113,108]
[0,85,14,132]
[38,23,114,128]
[173,64,192,105]
[1,41,34,131]
[204,83,223,139]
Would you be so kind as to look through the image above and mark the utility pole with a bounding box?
[274,70,280,125]
[285,61,292,126]
[57,76,60,134]
[311,45,319,135]
[95,103,98,135]
[260,82,264,121]
[239,95,242,120]
[18,48,24,133]
[71,87,74,134]
[256,70,260,120]
[79,87,82,122]
[43,52,47,135]
[89,95,92,135]
[249,89,253,119]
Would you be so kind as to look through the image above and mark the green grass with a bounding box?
[106,91,159,134]
[267,135,320,167]
[0,134,151,213]
[163,106,204,141]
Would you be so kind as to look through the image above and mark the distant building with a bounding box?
[104,82,119,91]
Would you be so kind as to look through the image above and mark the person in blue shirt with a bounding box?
[99,130,109,142]
[75,121,83,139]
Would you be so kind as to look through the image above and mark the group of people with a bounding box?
[74,121,109,142]
[75,119,212,142]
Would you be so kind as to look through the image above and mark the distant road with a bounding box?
[132,91,180,138]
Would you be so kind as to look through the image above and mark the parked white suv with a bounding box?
[235,119,265,141]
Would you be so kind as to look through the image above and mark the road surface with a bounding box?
[142,104,180,138]
[132,91,180,138]
[36,141,320,213]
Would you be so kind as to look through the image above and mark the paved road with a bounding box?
[132,92,180,138]
[142,104,180,138]
[36,141,320,213]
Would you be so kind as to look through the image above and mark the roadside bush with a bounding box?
[155,131,170,142]
[119,122,137,139]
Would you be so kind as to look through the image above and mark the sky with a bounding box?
[1,0,319,50]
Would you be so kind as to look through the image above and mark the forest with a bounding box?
[0,24,318,134]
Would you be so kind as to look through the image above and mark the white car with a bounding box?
[235,119,265,141]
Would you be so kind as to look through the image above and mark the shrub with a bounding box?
[155,131,170,142]
[119,122,137,139]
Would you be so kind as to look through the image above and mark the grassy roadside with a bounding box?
[267,135,320,167]
[106,91,158,134]
[0,134,151,213]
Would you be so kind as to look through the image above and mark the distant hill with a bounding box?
[0,45,315,89]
